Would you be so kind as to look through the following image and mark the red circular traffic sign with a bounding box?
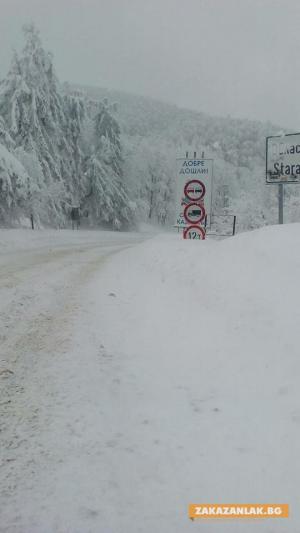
[183,202,206,224]
[183,225,206,240]
[184,179,206,201]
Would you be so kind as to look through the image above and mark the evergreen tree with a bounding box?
[0,24,79,222]
[83,101,134,229]
[0,116,15,150]
[62,91,86,200]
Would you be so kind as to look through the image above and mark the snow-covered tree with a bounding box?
[122,136,175,225]
[62,91,86,200]
[83,101,135,229]
[0,116,15,150]
[0,24,81,223]
[0,142,28,223]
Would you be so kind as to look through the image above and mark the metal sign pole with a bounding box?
[232,215,237,235]
[278,183,284,224]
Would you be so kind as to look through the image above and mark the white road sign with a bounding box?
[175,158,213,227]
[266,133,300,184]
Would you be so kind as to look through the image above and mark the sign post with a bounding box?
[266,133,300,224]
[278,183,284,225]
[175,155,213,233]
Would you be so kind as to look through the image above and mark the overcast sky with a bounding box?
[0,0,300,129]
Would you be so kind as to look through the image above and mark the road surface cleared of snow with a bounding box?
[1,225,299,532]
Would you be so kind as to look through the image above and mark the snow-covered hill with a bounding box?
[78,83,299,231]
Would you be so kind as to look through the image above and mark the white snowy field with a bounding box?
[0,225,299,532]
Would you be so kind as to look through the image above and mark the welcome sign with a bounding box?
[175,158,213,227]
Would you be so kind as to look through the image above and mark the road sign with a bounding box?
[183,225,206,240]
[184,179,206,201]
[183,202,206,224]
[175,158,213,227]
[266,133,300,184]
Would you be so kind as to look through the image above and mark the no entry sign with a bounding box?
[184,179,206,201]
[183,225,206,240]
[183,202,206,224]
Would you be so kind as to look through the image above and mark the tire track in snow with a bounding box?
[0,240,137,518]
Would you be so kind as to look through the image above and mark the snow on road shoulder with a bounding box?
[80,226,300,532]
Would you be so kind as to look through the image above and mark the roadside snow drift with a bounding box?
[1,225,299,532]
[82,226,300,532]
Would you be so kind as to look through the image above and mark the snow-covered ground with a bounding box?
[0,226,299,532]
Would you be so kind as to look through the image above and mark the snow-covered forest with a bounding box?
[0,24,134,229]
[0,24,299,231]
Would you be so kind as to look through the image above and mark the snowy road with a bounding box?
[0,229,147,533]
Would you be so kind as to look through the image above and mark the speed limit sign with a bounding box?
[183,202,206,224]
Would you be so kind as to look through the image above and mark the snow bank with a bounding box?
[83,224,300,532]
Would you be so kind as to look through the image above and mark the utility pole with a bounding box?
[278,183,284,224]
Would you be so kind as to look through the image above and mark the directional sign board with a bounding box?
[175,158,213,227]
[266,133,300,184]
